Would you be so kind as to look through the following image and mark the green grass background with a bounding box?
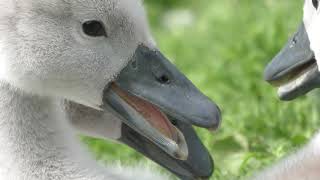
[83,0,320,179]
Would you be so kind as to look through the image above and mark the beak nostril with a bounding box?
[290,36,297,48]
[157,74,171,84]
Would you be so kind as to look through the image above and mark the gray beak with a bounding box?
[102,44,220,179]
[264,23,320,100]
[108,45,221,129]
[120,119,213,180]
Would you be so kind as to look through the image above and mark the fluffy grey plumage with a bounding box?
[0,0,168,179]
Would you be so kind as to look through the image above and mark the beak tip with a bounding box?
[213,106,222,130]
[263,62,279,83]
[188,97,222,130]
[263,71,272,82]
[204,103,222,131]
[278,91,295,102]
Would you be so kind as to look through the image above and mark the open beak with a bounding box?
[101,44,220,177]
[264,23,320,100]
[119,119,214,179]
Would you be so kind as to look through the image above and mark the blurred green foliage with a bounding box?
[84,0,320,179]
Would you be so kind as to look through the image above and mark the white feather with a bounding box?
[0,0,167,179]
[305,0,320,70]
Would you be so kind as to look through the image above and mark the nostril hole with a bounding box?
[157,74,170,84]
[290,37,297,48]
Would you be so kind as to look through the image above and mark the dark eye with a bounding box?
[313,0,319,9]
[82,20,107,37]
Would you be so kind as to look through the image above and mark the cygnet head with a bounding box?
[263,0,320,101]
[0,0,222,179]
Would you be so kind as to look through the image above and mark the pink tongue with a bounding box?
[111,84,178,141]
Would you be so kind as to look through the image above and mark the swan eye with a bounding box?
[82,20,107,37]
[313,0,319,9]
